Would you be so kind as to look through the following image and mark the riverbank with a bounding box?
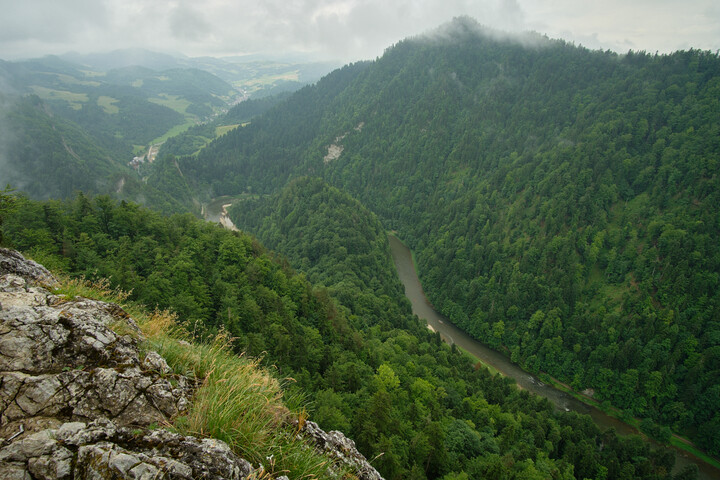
[387,232,720,480]
[542,375,720,472]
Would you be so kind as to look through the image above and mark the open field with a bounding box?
[97,95,119,114]
[150,120,196,145]
[215,124,240,137]
[149,94,192,114]
[30,86,88,109]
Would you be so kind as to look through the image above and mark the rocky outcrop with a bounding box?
[0,249,384,479]
[0,249,57,286]
[0,419,254,480]
[298,420,384,480]
[0,249,253,478]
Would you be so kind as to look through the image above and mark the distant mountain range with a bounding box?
[0,48,338,209]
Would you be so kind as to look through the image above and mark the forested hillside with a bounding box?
[0,94,120,198]
[2,191,695,479]
[170,17,720,455]
[0,56,240,160]
[0,94,191,213]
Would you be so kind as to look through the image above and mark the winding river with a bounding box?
[388,233,720,480]
[203,196,718,479]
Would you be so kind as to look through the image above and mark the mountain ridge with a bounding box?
[165,17,720,458]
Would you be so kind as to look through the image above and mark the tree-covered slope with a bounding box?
[231,177,401,304]
[174,61,372,197]
[0,94,191,214]
[2,191,693,479]
[174,17,720,454]
[0,55,240,160]
[0,94,123,198]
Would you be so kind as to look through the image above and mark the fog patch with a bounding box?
[0,94,23,192]
[418,15,552,50]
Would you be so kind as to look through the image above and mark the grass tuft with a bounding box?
[50,275,346,479]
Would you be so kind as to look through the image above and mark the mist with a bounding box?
[0,94,21,192]
[0,0,717,64]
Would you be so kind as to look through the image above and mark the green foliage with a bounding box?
[228,178,687,479]
[0,94,189,215]
[1,56,238,163]
[0,185,17,246]
[224,92,293,124]
[57,86,185,149]
[48,277,342,480]
[174,18,720,457]
[3,192,687,478]
[3,17,716,476]
[0,94,124,198]
[158,123,216,157]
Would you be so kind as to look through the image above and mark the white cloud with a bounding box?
[0,0,717,61]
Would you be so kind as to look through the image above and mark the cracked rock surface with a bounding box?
[0,248,384,479]
[298,420,384,480]
[0,249,253,479]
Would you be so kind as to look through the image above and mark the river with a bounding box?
[388,233,720,480]
[202,196,239,231]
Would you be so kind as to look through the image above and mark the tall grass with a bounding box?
[51,275,346,479]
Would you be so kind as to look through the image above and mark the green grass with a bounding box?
[231,70,300,95]
[215,124,240,137]
[150,120,197,145]
[48,273,348,479]
[454,344,503,377]
[30,86,88,110]
[669,437,720,470]
[97,96,120,114]
[79,70,106,78]
[149,94,192,114]
[51,73,102,87]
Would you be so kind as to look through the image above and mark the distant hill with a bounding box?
[0,93,190,213]
[0,50,339,206]
[60,48,187,71]
[170,17,720,456]
[0,94,122,198]
[0,54,238,160]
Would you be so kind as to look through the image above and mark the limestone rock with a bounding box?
[2,420,254,480]
[299,420,384,480]
[0,248,384,480]
[0,248,56,286]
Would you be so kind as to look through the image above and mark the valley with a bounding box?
[1,15,719,480]
[388,233,720,480]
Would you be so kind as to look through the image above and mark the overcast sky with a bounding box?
[0,0,718,62]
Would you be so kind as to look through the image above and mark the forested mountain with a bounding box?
[0,93,191,213]
[0,55,241,160]
[167,17,720,456]
[0,94,121,198]
[157,92,294,159]
[2,191,694,479]
[2,15,719,478]
[0,51,339,208]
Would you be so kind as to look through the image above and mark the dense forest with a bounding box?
[0,94,121,198]
[159,18,720,457]
[1,191,698,479]
[157,93,294,159]
[2,15,719,478]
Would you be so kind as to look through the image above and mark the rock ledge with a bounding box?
[0,248,384,479]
